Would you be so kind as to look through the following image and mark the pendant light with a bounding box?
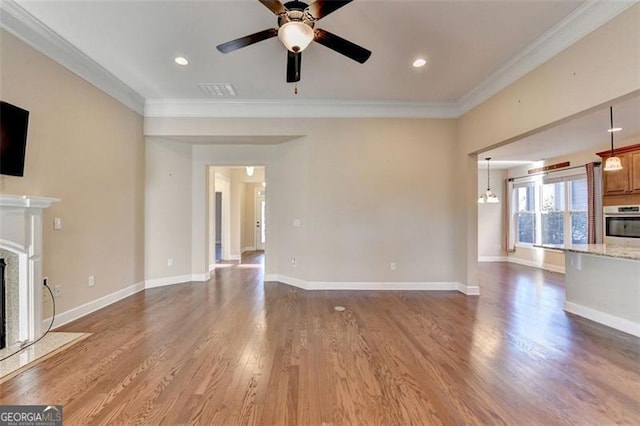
[604,106,623,172]
[478,157,499,204]
[245,166,255,177]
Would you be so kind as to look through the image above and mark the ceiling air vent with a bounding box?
[197,83,237,97]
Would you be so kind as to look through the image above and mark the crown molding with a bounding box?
[457,0,638,115]
[0,0,635,119]
[0,0,144,115]
[143,99,460,119]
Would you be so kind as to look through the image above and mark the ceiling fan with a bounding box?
[216,0,371,83]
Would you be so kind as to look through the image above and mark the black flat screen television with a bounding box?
[0,101,30,177]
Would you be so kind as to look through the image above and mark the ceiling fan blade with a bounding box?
[307,0,353,20]
[258,0,288,15]
[287,51,302,82]
[314,28,371,64]
[216,28,279,53]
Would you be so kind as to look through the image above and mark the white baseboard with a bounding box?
[144,274,193,289]
[564,301,640,338]
[242,246,256,253]
[209,263,216,272]
[478,256,508,262]
[144,273,210,289]
[264,274,479,295]
[507,257,565,274]
[192,273,210,282]
[42,281,145,330]
[459,283,481,295]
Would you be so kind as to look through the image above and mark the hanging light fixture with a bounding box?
[245,166,255,177]
[478,157,499,204]
[604,106,623,171]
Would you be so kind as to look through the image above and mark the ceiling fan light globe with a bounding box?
[278,21,314,53]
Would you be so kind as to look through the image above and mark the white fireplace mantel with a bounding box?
[0,194,59,345]
[0,194,60,209]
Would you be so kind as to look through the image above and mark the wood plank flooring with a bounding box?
[1,255,639,424]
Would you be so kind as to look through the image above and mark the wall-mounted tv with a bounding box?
[0,101,30,177]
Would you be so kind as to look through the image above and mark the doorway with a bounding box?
[208,166,266,268]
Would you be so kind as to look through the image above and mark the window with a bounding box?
[516,185,536,244]
[570,179,588,244]
[514,175,587,246]
[541,182,564,245]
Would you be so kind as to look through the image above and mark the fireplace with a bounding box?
[1,258,5,349]
[0,194,59,348]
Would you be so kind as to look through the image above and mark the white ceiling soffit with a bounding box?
[481,94,640,163]
[0,0,635,119]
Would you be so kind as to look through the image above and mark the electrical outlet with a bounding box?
[390,262,397,271]
[88,275,95,287]
[43,276,48,287]
[168,258,174,267]
[54,286,62,297]
[291,257,297,266]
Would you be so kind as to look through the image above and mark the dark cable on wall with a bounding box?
[0,282,56,362]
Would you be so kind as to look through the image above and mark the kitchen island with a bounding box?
[537,243,640,337]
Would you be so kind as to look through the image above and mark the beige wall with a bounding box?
[229,168,242,259]
[0,30,145,315]
[145,137,191,280]
[145,119,458,284]
[477,168,506,259]
[456,5,640,286]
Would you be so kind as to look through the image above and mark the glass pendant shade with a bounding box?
[604,156,623,171]
[604,106,623,172]
[245,166,255,176]
[478,157,499,204]
[478,190,500,204]
[278,22,314,52]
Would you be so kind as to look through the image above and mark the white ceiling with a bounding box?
[5,0,637,162]
[15,0,586,102]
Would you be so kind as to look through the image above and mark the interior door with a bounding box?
[255,189,266,250]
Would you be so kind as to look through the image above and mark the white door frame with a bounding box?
[216,173,231,261]
[255,187,266,251]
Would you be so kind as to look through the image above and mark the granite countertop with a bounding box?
[536,243,640,261]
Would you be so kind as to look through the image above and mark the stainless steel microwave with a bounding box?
[604,205,640,247]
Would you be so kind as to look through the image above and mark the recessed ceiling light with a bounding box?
[412,58,427,68]
[174,57,188,66]
[608,127,622,132]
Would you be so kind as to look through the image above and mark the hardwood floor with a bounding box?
[1,257,639,424]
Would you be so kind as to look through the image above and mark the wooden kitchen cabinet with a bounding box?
[597,143,640,197]
[602,152,630,195]
[632,150,640,193]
